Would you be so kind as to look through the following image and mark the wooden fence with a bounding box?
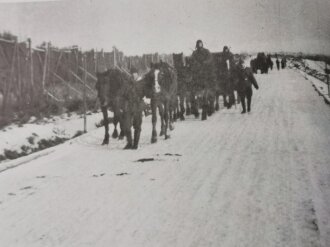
[0,38,173,121]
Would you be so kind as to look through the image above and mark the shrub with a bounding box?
[0,154,6,162]
[37,137,68,150]
[27,136,35,145]
[4,149,20,160]
[72,130,84,138]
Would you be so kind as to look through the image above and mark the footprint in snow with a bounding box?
[164,153,182,157]
[116,172,129,176]
[20,186,33,190]
[92,173,105,177]
[135,158,155,162]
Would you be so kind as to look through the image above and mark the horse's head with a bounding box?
[96,70,111,107]
[146,62,169,94]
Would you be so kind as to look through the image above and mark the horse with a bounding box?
[143,61,178,143]
[189,53,217,120]
[172,53,193,120]
[213,51,238,110]
[95,68,145,149]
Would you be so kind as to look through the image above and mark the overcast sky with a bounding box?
[0,0,329,55]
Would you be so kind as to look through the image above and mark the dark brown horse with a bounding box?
[143,61,178,143]
[189,51,217,120]
[173,53,193,120]
[96,68,145,149]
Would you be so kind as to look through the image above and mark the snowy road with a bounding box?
[1,68,330,247]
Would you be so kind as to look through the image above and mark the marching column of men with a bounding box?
[130,39,261,115]
[190,39,259,114]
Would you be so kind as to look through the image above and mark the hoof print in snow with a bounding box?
[309,219,319,232]
[20,186,33,190]
[8,193,16,196]
[150,178,156,181]
[116,172,129,176]
[36,176,46,179]
[93,173,105,178]
[164,153,182,157]
[136,158,155,163]
[93,173,106,177]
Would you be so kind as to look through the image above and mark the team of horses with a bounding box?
[95,52,243,149]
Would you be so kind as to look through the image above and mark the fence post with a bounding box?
[113,46,117,68]
[83,53,87,133]
[326,61,329,97]
[28,38,34,101]
[41,42,49,91]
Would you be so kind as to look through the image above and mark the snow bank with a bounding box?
[0,112,104,163]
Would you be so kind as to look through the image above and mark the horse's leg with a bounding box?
[191,92,199,118]
[151,98,158,143]
[169,102,175,131]
[164,100,170,139]
[208,93,215,116]
[223,94,228,108]
[133,110,143,149]
[186,94,191,116]
[179,93,185,120]
[201,90,208,121]
[101,106,109,145]
[171,97,177,122]
[158,102,165,136]
[118,113,125,140]
[215,92,220,111]
[123,111,133,149]
[112,113,119,139]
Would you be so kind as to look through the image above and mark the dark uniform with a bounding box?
[191,40,214,91]
[276,58,280,70]
[220,46,235,108]
[190,40,216,120]
[236,65,259,114]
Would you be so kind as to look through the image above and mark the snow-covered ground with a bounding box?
[289,58,330,103]
[0,68,330,247]
[304,59,327,74]
[0,112,104,163]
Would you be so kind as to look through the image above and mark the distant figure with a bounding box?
[236,59,259,114]
[281,57,286,69]
[221,45,235,108]
[267,55,273,70]
[276,58,280,70]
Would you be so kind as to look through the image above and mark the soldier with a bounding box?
[236,59,259,114]
[281,57,287,69]
[190,40,215,120]
[221,46,235,109]
[276,58,280,70]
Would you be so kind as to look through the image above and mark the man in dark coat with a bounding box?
[190,40,216,120]
[236,59,259,114]
[190,40,214,90]
[219,46,235,108]
[281,57,286,69]
[276,58,280,70]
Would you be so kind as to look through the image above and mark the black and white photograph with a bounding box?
[0,0,330,246]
